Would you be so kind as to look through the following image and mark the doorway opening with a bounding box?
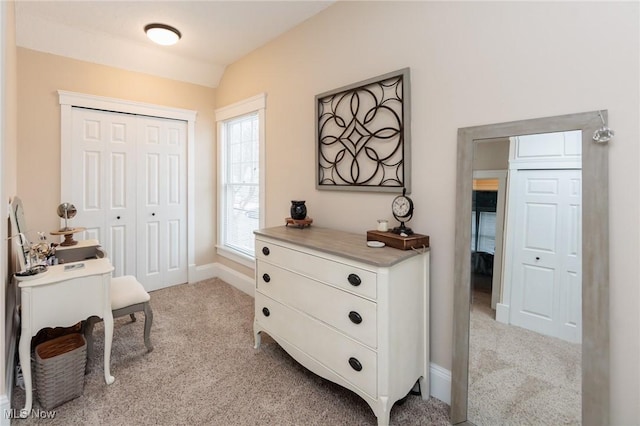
[471,183,498,313]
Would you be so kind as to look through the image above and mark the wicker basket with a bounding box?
[35,333,86,410]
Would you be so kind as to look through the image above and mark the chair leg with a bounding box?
[143,302,154,352]
[84,316,98,373]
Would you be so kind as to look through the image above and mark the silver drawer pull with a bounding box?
[347,273,361,286]
[348,311,362,324]
[348,357,362,372]
[262,273,271,283]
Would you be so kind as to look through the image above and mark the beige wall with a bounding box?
[2,0,18,401]
[215,1,640,421]
[473,139,509,170]
[16,48,217,266]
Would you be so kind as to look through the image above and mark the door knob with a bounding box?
[152,213,156,216]
[116,216,121,220]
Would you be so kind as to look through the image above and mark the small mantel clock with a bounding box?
[391,188,414,235]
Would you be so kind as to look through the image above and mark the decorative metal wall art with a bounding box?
[316,68,411,193]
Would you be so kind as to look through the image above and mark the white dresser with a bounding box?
[254,226,429,426]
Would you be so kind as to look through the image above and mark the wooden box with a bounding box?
[366,230,430,251]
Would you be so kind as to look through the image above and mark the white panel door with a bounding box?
[70,108,137,277]
[136,116,188,291]
[509,169,582,343]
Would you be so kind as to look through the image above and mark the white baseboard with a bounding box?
[212,263,254,296]
[0,321,18,426]
[496,303,510,324]
[3,338,15,422]
[2,300,20,425]
[0,394,9,426]
[188,263,217,283]
[190,262,254,297]
[191,262,451,405]
[429,362,451,405]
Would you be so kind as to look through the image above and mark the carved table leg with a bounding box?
[103,311,115,384]
[18,332,32,417]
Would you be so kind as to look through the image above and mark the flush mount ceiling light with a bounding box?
[144,23,181,46]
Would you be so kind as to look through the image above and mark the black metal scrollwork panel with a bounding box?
[316,68,411,193]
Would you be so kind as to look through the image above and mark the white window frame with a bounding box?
[215,93,266,268]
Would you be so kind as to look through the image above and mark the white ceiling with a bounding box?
[15,1,334,88]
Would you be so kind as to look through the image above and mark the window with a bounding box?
[221,113,259,255]
[471,190,497,254]
[475,211,497,254]
[216,94,265,265]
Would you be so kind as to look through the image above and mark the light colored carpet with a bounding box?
[12,278,449,425]
[468,289,581,425]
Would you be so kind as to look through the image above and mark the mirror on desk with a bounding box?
[451,111,610,425]
[9,196,30,271]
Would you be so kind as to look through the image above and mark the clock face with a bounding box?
[392,195,413,219]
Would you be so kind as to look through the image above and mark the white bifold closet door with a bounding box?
[509,169,582,343]
[69,107,187,291]
[136,115,188,291]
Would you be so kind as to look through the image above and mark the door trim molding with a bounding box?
[58,90,198,280]
[472,169,507,311]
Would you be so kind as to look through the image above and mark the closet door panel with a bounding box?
[110,225,128,277]
[167,219,181,271]
[163,119,188,287]
[71,108,136,276]
[143,220,161,275]
[83,151,101,211]
[137,116,187,291]
[69,108,187,289]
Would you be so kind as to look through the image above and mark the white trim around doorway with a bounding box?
[57,90,198,282]
[473,170,507,313]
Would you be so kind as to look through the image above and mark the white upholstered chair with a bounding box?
[85,275,154,363]
[109,275,154,351]
[53,242,153,361]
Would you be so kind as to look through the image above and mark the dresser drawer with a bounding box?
[256,238,377,299]
[257,261,377,348]
[255,292,377,397]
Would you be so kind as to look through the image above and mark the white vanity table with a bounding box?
[254,226,430,426]
[16,257,115,416]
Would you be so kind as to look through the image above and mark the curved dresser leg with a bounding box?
[418,376,429,401]
[254,322,262,349]
[376,396,390,426]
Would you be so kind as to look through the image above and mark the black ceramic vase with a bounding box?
[290,200,307,220]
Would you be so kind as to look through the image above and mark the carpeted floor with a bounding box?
[12,278,450,425]
[468,289,581,425]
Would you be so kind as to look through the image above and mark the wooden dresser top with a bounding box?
[255,226,428,267]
